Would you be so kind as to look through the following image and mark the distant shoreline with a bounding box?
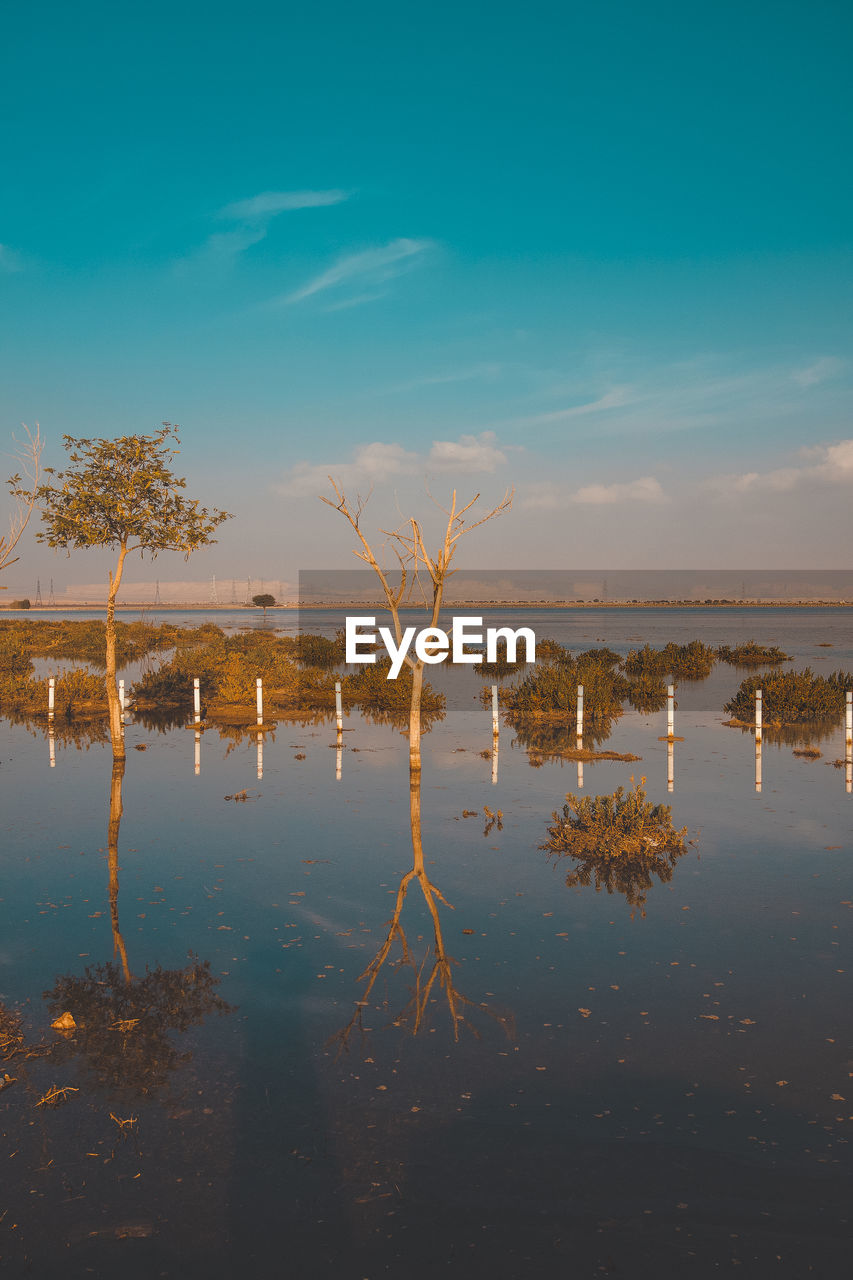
[4,600,851,612]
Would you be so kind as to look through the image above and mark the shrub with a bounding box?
[541,779,689,914]
[724,668,852,725]
[623,640,715,680]
[717,641,791,666]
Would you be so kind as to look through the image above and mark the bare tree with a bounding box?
[1,424,43,581]
[321,482,512,769]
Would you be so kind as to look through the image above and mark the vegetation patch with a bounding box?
[717,641,791,666]
[724,669,852,726]
[541,779,689,914]
[623,640,716,680]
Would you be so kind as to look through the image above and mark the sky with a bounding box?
[1,0,852,600]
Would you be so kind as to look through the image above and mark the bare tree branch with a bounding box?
[1,423,43,580]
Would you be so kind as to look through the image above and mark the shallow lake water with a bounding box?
[1,608,852,1277]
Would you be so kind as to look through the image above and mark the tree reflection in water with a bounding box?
[331,765,512,1054]
[45,752,230,1095]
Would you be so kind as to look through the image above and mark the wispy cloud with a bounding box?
[275,430,506,496]
[182,188,349,268]
[505,387,635,429]
[0,243,23,273]
[219,190,348,221]
[280,237,432,305]
[383,363,502,394]
[792,356,845,388]
[572,476,667,505]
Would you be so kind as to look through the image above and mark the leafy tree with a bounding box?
[29,424,230,756]
[252,592,276,616]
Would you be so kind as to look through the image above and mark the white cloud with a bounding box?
[281,237,432,305]
[219,190,348,220]
[276,432,507,496]
[520,482,563,510]
[793,356,844,388]
[572,476,667,505]
[427,431,506,473]
[710,438,853,496]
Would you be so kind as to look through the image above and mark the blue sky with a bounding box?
[2,0,852,597]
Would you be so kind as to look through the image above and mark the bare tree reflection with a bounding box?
[331,767,512,1053]
[45,752,230,1095]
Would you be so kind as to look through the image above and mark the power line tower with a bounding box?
[209,574,220,606]
[35,578,43,606]
[154,580,161,605]
[245,577,251,605]
[48,578,56,607]
[230,579,238,605]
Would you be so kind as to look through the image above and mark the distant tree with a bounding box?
[28,424,231,757]
[252,592,276,616]
[2,424,42,581]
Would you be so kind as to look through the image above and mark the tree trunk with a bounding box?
[108,754,131,983]
[105,544,128,760]
[409,661,424,772]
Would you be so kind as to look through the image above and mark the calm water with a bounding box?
[2,609,852,1277]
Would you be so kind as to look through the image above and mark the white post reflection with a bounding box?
[336,732,343,781]
[257,730,264,780]
[491,735,499,786]
[49,721,56,769]
[755,735,762,793]
[194,728,201,776]
[667,737,674,793]
[576,734,584,790]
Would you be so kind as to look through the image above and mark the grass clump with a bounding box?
[717,641,791,666]
[542,778,689,915]
[724,668,852,726]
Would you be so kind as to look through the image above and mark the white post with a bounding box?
[755,688,762,744]
[118,679,125,711]
[846,690,852,748]
[194,728,201,776]
[193,677,201,726]
[256,677,263,726]
[48,676,55,718]
[257,730,263,780]
[755,735,762,793]
[335,681,343,734]
[667,738,674,793]
[576,684,584,738]
[491,736,499,786]
[667,684,674,738]
[492,685,499,739]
